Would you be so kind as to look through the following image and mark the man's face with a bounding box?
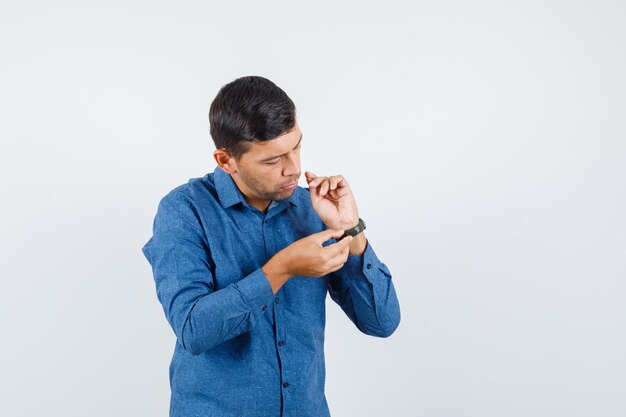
[230,123,302,205]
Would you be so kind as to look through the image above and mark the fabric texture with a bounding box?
[142,166,401,417]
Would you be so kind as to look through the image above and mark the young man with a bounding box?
[142,76,401,417]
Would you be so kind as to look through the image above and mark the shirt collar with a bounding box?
[214,165,299,210]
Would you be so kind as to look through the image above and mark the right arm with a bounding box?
[142,192,352,355]
[142,192,275,355]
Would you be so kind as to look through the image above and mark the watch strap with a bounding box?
[338,218,366,240]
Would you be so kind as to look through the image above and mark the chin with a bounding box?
[274,188,296,200]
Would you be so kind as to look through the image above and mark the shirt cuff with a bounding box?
[232,268,276,317]
[341,239,392,283]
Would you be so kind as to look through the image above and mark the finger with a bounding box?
[320,179,330,196]
[326,260,346,274]
[328,251,349,268]
[330,175,346,190]
[308,177,327,188]
[323,235,353,257]
[311,228,345,243]
[329,177,338,191]
[310,175,327,186]
[326,250,351,272]
[305,171,317,182]
[308,187,322,204]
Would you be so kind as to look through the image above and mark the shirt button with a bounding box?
[283,382,289,388]
[366,263,372,269]
[278,340,284,347]
[264,220,269,224]
[275,297,280,304]
[261,305,268,312]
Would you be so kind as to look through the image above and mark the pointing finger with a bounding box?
[308,177,327,188]
[311,228,345,243]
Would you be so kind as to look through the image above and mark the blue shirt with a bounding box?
[141,166,401,417]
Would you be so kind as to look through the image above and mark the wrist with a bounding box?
[348,233,367,255]
[341,217,360,229]
[262,252,293,294]
[339,218,366,240]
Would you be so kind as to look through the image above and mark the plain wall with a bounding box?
[1,1,624,416]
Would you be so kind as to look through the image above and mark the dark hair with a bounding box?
[209,76,297,160]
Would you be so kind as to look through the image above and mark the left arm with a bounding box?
[327,233,401,337]
[305,171,401,337]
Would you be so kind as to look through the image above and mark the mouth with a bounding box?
[281,182,297,190]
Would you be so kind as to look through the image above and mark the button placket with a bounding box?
[273,289,287,391]
[262,217,270,259]
[274,293,286,347]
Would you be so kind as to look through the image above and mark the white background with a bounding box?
[1,1,625,416]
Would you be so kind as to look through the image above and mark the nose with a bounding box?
[282,153,300,178]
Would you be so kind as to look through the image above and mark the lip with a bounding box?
[281,182,297,190]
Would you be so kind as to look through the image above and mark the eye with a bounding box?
[264,159,280,165]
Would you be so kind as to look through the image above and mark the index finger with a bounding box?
[311,228,345,244]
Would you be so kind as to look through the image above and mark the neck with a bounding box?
[248,198,271,214]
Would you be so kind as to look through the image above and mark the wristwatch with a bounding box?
[338,218,366,240]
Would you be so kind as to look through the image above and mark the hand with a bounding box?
[281,228,353,277]
[305,171,360,230]
[262,229,353,293]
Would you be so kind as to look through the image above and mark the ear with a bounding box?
[213,149,238,174]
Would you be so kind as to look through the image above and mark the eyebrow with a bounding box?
[259,133,303,162]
